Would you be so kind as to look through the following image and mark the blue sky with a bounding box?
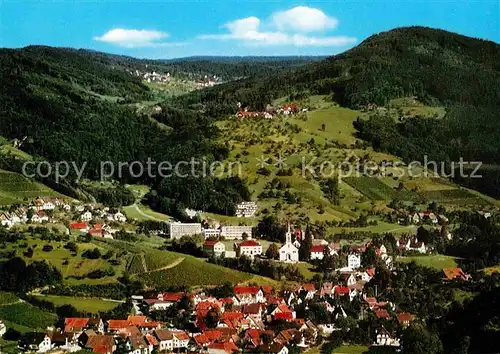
[1,0,498,59]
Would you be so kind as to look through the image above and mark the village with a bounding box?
[0,194,475,354]
[13,251,469,354]
[0,196,128,238]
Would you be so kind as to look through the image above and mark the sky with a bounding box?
[0,0,498,59]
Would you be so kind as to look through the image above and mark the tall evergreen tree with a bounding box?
[299,225,313,261]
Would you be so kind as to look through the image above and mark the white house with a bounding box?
[81,211,93,222]
[0,213,13,228]
[408,240,427,253]
[0,321,6,337]
[234,286,266,304]
[113,212,127,223]
[154,330,189,351]
[375,327,400,347]
[31,211,49,224]
[20,333,52,353]
[279,224,299,263]
[235,240,262,259]
[347,253,361,270]
[203,241,225,257]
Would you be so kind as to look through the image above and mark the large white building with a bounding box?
[221,225,253,240]
[279,224,299,263]
[235,240,262,259]
[235,202,258,218]
[168,222,202,239]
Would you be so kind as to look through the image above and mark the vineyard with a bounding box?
[343,176,418,201]
[420,188,492,206]
[140,256,255,288]
[0,169,59,206]
[0,302,56,331]
[127,250,181,275]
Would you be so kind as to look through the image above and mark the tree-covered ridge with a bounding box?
[0,46,253,212]
[175,26,500,112]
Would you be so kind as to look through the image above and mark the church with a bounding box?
[279,224,299,263]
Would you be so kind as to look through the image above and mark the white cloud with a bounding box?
[198,8,356,47]
[272,6,338,32]
[93,28,177,48]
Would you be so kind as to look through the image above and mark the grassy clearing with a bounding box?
[33,295,119,312]
[397,254,457,270]
[123,203,171,222]
[2,238,129,285]
[295,262,318,279]
[0,292,19,306]
[0,169,60,206]
[0,302,56,331]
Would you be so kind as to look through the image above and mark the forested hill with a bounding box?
[17,46,320,82]
[175,26,500,112]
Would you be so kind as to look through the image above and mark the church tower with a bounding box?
[286,223,292,244]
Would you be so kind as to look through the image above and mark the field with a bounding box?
[2,237,130,285]
[123,203,171,222]
[397,255,457,270]
[140,255,278,289]
[0,302,56,331]
[32,295,120,313]
[215,101,371,223]
[128,249,182,275]
[343,176,418,202]
[420,188,492,206]
[0,169,60,206]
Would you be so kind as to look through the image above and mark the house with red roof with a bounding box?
[234,286,265,304]
[443,267,469,281]
[70,222,89,232]
[396,313,415,327]
[153,330,189,352]
[107,320,131,332]
[375,309,391,320]
[207,341,239,353]
[310,244,329,260]
[203,240,226,257]
[234,240,262,259]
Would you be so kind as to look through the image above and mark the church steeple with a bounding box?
[286,223,292,244]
